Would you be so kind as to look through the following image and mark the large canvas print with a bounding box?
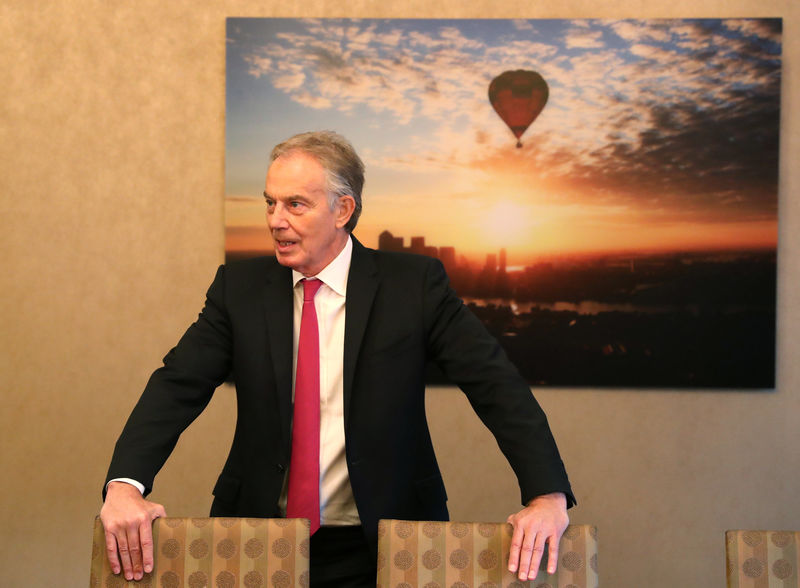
[225,18,780,388]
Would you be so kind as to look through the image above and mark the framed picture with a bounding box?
[225,18,780,388]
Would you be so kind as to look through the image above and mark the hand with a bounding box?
[506,492,569,581]
[100,481,167,581]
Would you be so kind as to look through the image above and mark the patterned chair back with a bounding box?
[90,516,309,587]
[377,520,598,587]
[726,530,799,587]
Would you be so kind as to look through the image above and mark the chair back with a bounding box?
[377,520,598,587]
[90,516,309,587]
[726,529,799,587]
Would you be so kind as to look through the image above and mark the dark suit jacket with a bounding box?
[106,237,573,551]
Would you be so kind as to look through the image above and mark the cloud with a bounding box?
[233,18,780,223]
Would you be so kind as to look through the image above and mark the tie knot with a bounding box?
[302,278,323,302]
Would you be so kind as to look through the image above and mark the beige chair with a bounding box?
[90,516,309,587]
[725,529,800,587]
[377,520,598,587]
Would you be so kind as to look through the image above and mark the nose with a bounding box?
[267,203,289,230]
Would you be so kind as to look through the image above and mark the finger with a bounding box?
[115,530,135,581]
[526,531,547,581]
[546,531,560,574]
[126,524,144,580]
[506,519,524,573]
[139,519,155,574]
[518,527,539,581]
[103,530,121,575]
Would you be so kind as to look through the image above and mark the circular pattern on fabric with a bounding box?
[566,584,580,588]
[104,574,125,588]
[478,583,499,588]
[244,570,264,587]
[533,584,552,588]
[771,531,793,548]
[245,538,264,559]
[395,522,414,539]
[188,571,209,588]
[564,526,580,540]
[449,549,469,569]
[773,559,793,580]
[160,571,180,588]
[377,552,386,570]
[246,518,264,527]
[561,551,583,572]
[449,583,469,588]
[478,549,498,570]
[215,571,236,588]
[423,582,441,588]
[299,571,309,588]
[270,570,291,588]
[423,522,442,538]
[590,553,598,572]
[161,538,181,559]
[478,524,496,538]
[271,538,293,559]
[299,538,310,558]
[394,549,414,570]
[450,523,469,538]
[742,557,765,578]
[164,519,184,529]
[216,538,237,559]
[219,518,237,528]
[190,538,210,559]
[395,584,412,588]
[274,519,291,528]
[377,520,387,537]
[422,549,441,570]
[590,526,598,540]
[140,575,153,588]
[506,582,526,588]
[743,531,763,547]
[191,518,210,527]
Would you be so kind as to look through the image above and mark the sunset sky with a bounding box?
[225,18,781,264]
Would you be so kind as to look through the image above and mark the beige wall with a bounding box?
[1,1,797,586]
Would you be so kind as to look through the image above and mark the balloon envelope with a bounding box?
[488,70,549,147]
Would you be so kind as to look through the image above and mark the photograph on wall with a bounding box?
[225,18,781,388]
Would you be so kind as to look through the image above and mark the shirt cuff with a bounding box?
[106,478,146,495]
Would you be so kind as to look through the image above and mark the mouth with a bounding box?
[273,238,297,252]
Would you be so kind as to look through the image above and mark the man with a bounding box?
[102,131,574,586]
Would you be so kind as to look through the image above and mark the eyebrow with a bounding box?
[262,190,314,204]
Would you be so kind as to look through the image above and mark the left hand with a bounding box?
[506,492,569,581]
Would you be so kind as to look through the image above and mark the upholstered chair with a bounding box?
[726,529,799,587]
[90,517,309,587]
[377,520,598,587]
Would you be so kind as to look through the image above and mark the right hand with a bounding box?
[100,481,167,581]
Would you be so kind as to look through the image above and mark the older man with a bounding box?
[101,131,574,587]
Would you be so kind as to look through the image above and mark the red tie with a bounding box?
[286,278,323,534]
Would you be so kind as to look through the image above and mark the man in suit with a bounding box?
[101,131,574,586]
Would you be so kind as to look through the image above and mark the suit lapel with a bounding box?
[343,237,379,426]
[262,263,294,450]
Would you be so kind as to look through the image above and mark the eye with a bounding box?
[289,200,305,211]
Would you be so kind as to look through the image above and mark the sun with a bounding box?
[480,201,533,250]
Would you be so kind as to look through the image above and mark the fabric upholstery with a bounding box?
[90,516,309,587]
[726,530,799,587]
[377,520,598,587]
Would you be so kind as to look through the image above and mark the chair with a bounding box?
[377,520,598,587]
[90,516,309,587]
[725,529,800,587]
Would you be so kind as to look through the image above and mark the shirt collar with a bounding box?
[291,235,352,296]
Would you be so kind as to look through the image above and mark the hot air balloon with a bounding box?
[488,69,549,148]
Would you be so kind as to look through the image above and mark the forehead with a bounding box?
[265,151,327,196]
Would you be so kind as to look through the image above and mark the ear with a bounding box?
[335,195,356,229]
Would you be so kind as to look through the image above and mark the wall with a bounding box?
[1,1,798,586]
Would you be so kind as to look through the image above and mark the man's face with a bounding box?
[264,151,354,276]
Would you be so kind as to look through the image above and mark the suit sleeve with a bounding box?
[104,265,233,497]
[421,258,575,508]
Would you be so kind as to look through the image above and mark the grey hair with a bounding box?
[270,130,364,232]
